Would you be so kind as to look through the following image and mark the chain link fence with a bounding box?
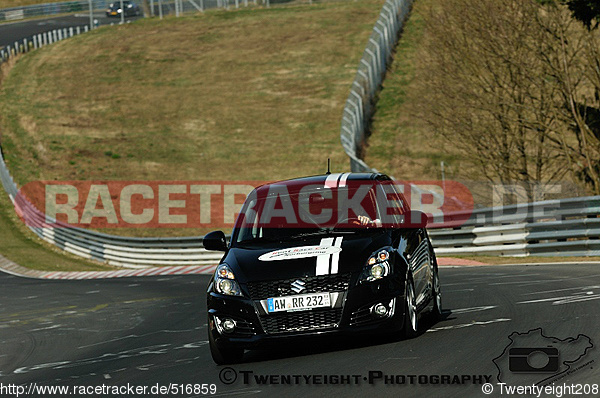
[339,0,412,173]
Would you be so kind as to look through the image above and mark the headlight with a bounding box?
[360,249,391,283]
[370,263,385,279]
[213,264,243,296]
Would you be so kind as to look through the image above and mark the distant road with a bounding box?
[0,13,142,48]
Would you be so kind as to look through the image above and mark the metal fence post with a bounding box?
[365,48,380,76]
[339,0,415,172]
[88,0,93,30]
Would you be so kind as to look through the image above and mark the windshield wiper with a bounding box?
[286,229,332,240]
[286,229,361,240]
[236,236,281,244]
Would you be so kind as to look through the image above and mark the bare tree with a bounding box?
[411,0,600,198]
[534,0,600,194]
[412,0,570,200]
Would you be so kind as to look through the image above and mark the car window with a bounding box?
[233,183,383,244]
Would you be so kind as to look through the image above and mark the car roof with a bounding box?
[252,172,391,194]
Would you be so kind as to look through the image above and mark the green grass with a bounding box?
[365,0,465,181]
[0,3,383,185]
[0,1,385,269]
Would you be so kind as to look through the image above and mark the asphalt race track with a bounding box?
[0,263,598,397]
[0,14,142,49]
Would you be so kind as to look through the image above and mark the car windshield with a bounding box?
[233,181,407,244]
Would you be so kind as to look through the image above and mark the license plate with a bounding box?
[267,293,330,313]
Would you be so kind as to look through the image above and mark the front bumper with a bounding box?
[207,274,406,349]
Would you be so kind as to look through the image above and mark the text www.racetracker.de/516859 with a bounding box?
[0,383,217,397]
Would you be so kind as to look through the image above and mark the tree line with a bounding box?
[413,0,600,199]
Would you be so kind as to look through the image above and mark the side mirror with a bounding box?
[405,211,428,228]
[203,231,228,251]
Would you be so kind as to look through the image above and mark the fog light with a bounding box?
[222,318,236,332]
[373,303,388,317]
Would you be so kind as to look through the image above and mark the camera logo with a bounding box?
[493,328,594,386]
[508,347,559,373]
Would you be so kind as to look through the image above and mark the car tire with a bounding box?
[402,276,418,339]
[208,324,244,365]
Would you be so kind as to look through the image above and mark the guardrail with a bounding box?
[339,0,412,173]
[430,196,600,257]
[1,24,88,60]
[1,141,599,266]
[0,0,598,269]
[0,149,224,268]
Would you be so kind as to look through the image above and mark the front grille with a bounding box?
[247,273,351,300]
[260,308,343,334]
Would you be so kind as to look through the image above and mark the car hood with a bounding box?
[223,232,392,283]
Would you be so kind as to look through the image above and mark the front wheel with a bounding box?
[402,277,418,339]
[208,323,244,365]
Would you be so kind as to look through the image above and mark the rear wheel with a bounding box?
[208,323,244,365]
[402,277,418,339]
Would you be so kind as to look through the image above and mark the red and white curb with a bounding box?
[0,255,217,280]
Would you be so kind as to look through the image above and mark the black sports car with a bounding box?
[204,173,442,364]
[105,1,140,17]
